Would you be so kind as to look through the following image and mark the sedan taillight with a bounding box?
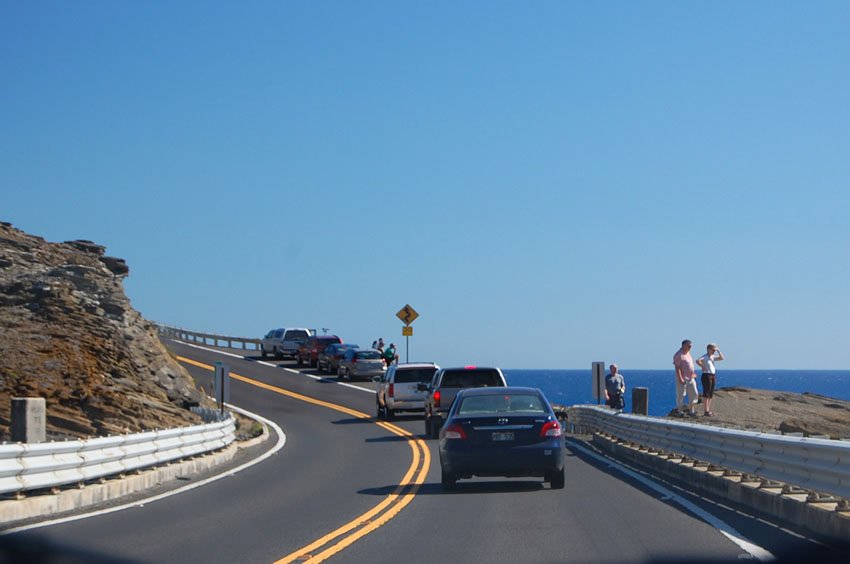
[540,420,562,438]
[433,390,441,407]
[443,423,467,440]
[388,383,394,398]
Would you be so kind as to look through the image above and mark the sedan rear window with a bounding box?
[394,367,438,384]
[458,394,545,415]
[440,369,503,388]
[356,351,382,360]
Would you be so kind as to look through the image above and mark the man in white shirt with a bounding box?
[697,343,725,417]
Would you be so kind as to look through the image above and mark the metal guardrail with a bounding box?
[566,405,850,501]
[0,415,235,495]
[156,324,261,350]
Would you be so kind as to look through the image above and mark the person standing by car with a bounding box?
[384,343,398,366]
[673,339,699,417]
[697,343,724,417]
[376,338,385,355]
[604,364,625,410]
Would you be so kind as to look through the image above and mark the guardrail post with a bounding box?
[11,397,46,443]
[632,387,649,416]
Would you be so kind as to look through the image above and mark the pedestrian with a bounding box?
[673,339,699,417]
[604,364,626,410]
[697,343,724,417]
[384,342,397,366]
[372,340,378,350]
[376,338,384,354]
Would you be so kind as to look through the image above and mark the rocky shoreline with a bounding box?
[670,386,850,440]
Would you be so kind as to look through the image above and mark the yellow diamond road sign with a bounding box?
[396,304,419,325]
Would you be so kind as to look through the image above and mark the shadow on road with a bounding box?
[358,480,545,497]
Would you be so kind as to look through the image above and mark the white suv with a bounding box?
[260,328,313,359]
[374,362,440,420]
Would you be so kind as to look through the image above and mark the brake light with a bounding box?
[434,390,441,407]
[443,423,467,440]
[540,420,562,438]
[389,383,394,398]
[464,365,477,369]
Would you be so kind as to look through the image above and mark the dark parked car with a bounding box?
[438,387,565,490]
[297,335,342,367]
[317,343,359,374]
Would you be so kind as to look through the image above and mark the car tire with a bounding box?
[310,357,317,368]
[385,407,395,421]
[424,416,432,438]
[376,399,384,420]
[441,469,457,490]
[261,347,267,359]
[550,467,565,489]
[296,355,303,367]
[274,347,282,360]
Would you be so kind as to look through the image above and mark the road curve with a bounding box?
[3,340,841,563]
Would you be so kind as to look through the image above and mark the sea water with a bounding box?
[503,369,850,417]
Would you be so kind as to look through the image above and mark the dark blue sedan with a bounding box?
[438,387,565,490]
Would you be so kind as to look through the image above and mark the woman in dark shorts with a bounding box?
[697,343,724,416]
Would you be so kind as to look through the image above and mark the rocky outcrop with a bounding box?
[0,222,211,440]
[667,387,850,439]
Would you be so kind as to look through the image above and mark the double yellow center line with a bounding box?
[177,356,430,563]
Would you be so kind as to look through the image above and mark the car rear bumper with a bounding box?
[439,440,565,477]
[386,398,425,411]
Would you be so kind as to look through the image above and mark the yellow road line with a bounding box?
[176,355,430,563]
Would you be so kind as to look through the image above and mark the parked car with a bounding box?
[297,335,342,367]
[374,362,440,420]
[423,366,507,438]
[438,387,565,490]
[260,328,313,359]
[317,343,359,374]
[337,348,386,381]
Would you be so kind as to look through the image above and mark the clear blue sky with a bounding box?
[3,2,849,369]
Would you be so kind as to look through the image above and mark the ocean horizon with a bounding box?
[502,369,850,417]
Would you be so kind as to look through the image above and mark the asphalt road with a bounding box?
[3,340,843,563]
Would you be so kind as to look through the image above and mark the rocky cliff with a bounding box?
[0,222,210,440]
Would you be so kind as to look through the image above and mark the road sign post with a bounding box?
[396,304,419,364]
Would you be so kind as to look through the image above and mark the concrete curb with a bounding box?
[588,432,850,543]
[0,416,269,529]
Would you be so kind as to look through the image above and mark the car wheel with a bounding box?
[441,468,457,490]
[310,357,317,368]
[550,467,565,490]
[424,416,432,438]
[376,399,384,420]
[274,347,282,360]
[296,355,303,367]
[261,347,267,359]
[385,407,395,421]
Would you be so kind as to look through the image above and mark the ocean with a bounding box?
[503,369,850,417]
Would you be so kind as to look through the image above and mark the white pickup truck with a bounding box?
[260,328,313,359]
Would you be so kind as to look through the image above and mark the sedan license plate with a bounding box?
[491,431,514,442]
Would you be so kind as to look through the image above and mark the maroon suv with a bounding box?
[297,335,342,367]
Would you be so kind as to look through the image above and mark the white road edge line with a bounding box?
[566,439,775,562]
[3,404,286,535]
[176,340,376,394]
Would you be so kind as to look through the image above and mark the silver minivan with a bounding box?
[374,362,440,420]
